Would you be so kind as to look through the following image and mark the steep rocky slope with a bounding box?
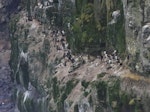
[122,0,150,75]
[0,0,20,112]
[0,0,20,39]
[0,44,15,112]
[8,0,150,112]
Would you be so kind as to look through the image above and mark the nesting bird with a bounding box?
[20,50,28,62]
[142,23,150,31]
[61,30,65,36]
[103,51,108,59]
[142,23,150,43]
[38,2,43,9]
[112,50,117,55]
[108,10,120,25]
[49,0,53,3]
[102,51,109,62]
[128,20,135,29]
[23,91,30,103]
[67,22,71,29]
[112,10,120,20]
[146,36,150,41]
[142,23,150,36]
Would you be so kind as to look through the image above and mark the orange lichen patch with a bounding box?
[122,72,150,83]
[123,73,143,81]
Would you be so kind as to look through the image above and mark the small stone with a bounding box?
[0,3,3,8]
[111,101,117,108]
[1,67,6,70]
[129,99,135,105]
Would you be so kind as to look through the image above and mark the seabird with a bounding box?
[112,10,120,20]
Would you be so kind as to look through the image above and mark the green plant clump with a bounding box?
[57,79,78,111]
[94,79,144,112]
[52,77,60,102]
[81,80,89,88]
[66,0,126,57]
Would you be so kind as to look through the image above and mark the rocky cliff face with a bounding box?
[0,0,20,39]
[8,0,150,112]
[122,0,150,75]
[0,1,21,112]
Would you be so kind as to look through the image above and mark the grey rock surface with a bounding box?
[0,64,15,112]
[122,0,150,74]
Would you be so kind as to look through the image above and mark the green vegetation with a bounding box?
[27,0,32,21]
[97,72,107,78]
[81,80,89,88]
[59,79,78,103]
[83,90,89,97]
[46,2,63,27]
[44,0,126,55]
[56,79,78,111]
[88,95,93,106]
[74,104,79,112]
[93,78,144,112]
[9,15,20,82]
[17,91,24,112]
[65,0,126,56]
[20,62,29,89]
[43,38,50,54]
[38,39,50,69]
[96,81,107,107]
[52,77,60,102]
[69,3,104,53]
[24,98,34,112]
[129,51,140,72]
